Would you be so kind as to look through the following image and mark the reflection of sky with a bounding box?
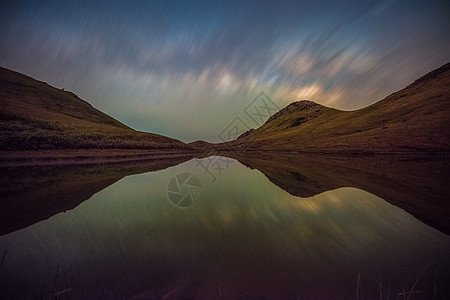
[1,0,449,142]
[1,158,449,298]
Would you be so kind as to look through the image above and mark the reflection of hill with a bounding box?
[2,151,449,237]
[0,154,194,236]
[226,152,450,235]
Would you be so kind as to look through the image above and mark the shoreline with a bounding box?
[0,149,199,167]
[1,148,449,167]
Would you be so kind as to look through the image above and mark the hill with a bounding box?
[223,63,450,154]
[0,67,189,151]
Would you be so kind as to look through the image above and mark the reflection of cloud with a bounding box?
[293,198,322,213]
[288,189,347,215]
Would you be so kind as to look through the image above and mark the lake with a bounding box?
[1,155,449,299]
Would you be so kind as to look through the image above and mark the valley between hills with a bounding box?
[1,63,449,163]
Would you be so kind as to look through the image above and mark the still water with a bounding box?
[1,157,449,299]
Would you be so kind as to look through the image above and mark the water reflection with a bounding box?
[0,155,449,298]
[227,152,450,235]
[0,154,194,235]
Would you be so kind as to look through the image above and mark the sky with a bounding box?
[1,0,449,142]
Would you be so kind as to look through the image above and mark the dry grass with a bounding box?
[219,63,450,154]
[0,67,190,150]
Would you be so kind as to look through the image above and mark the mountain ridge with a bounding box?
[0,66,191,151]
[215,63,450,154]
[2,63,449,154]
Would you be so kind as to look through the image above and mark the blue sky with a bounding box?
[1,0,449,142]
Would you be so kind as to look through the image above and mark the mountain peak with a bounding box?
[227,62,450,153]
[286,100,321,110]
[265,100,324,125]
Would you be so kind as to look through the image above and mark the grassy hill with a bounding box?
[223,63,450,154]
[0,67,189,150]
[3,63,449,154]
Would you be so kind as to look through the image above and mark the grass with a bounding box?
[33,265,74,300]
[0,130,188,150]
[0,67,190,151]
[0,249,6,271]
[216,63,450,154]
[0,247,445,299]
